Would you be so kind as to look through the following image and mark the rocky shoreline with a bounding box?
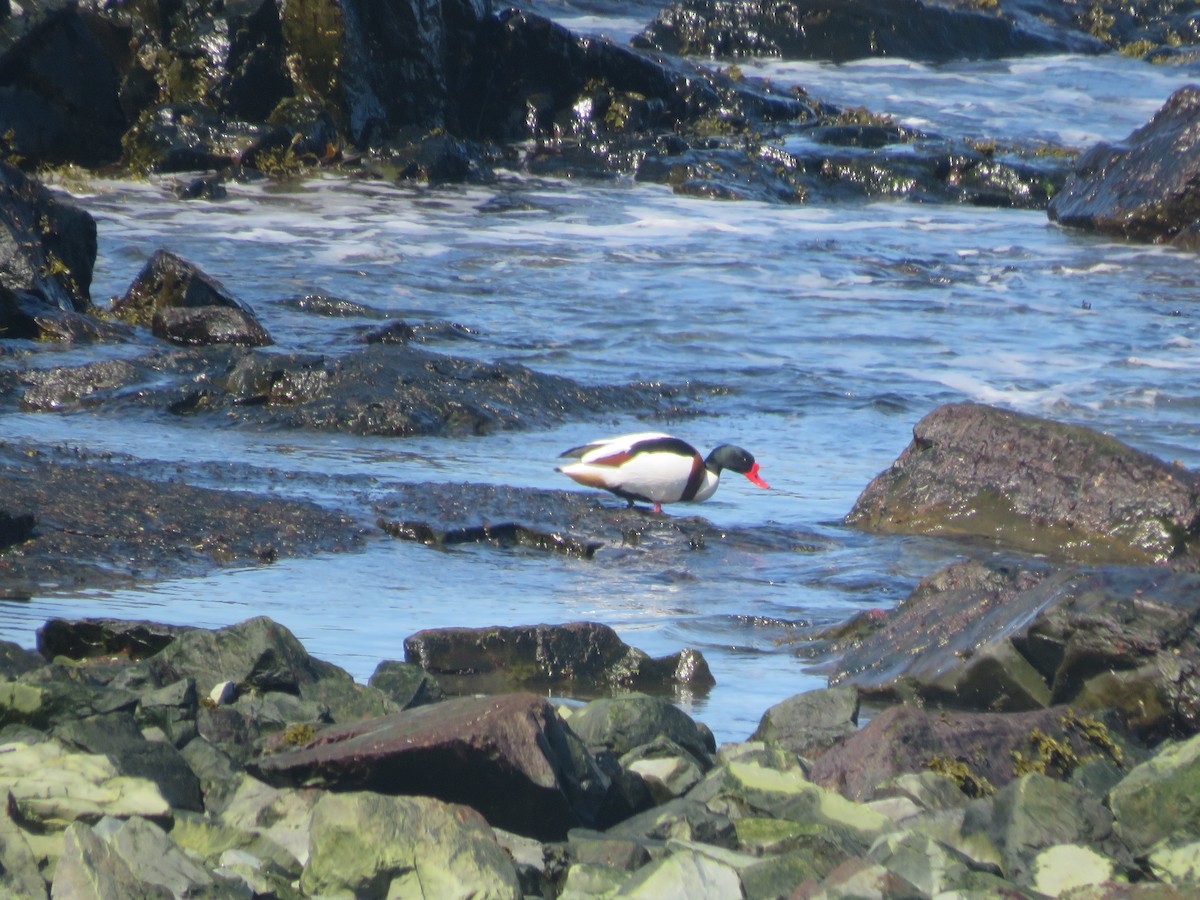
[3,398,1200,896]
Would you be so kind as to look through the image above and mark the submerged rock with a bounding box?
[847,402,1200,568]
[1050,86,1200,245]
[404,622,716,696]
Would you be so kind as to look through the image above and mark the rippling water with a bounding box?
[2,25,1200,742]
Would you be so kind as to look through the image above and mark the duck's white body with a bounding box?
[556,432,768,513]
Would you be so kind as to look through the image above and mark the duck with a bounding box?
[556,432,770,513]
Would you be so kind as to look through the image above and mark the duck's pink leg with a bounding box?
[653,502,662,514]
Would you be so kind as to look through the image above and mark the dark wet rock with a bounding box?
[846,402,1200,568]
[377,481,821,567]
[0,508,34,549]
[171,175,228,200]
[18,358,144,412]
[121,104,276,174]
[110,250,270,347]
[0,5,129,168]
[281,293,389,319]
[1049,86,1200,244]
[51,711,204,812]
[249,692,618,841]
[0,162,96,340]
[807,704,1131,802]
[750,686,860,758]
[360,319,415,344]
[367,660,446,709]
[634,0,1101,63]
[0,441,363,594]
[37,618,191,663]
[151,304,273,347]
[404,622,716,696]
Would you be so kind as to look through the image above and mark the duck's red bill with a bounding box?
[744,463,770,490]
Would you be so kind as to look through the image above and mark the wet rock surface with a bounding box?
[10,341,688,436]
[403,621,716,696]
[634,0,1103,63]
[0,441,364,595]
[1050,85,1200,244]
[847,401,1200,568]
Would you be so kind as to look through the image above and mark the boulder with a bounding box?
[110,250,271,347]
[109,616,395,730]
[37,618,191,663]
[807,705,1127,802]
[846,402,1200,568]
[367,659,446,709]
[404,622,715,695]
[0,162,97,339]
[87,816,223,897]
[0,739,170,834]
[1109,731,1200,857]
[0,6,128,168]
[0,801,47,898]
[0,508,35,550]
[961,773,1120,884]
[829,558,1200,738]
[50,712,203,812]
[51,822,172,900]
[299,792,522,898]
[750,687,860,757]
[0,638,42,677]
[248,692,616,841]
[1050,86,1200,244]
[634,0,1101,63]
[565,693,715,765]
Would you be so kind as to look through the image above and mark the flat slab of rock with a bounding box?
[827,558,1200,737]
[248,693,612,841]
[846,402,1200,568]
[0,442,363,595]
[404,621,715,695]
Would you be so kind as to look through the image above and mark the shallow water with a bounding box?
[2,21,1200,743]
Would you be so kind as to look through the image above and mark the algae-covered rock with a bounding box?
[1147,838,1200,887]
[847,402,1200,569]
[1110,732,1200,856]
[300,792,521,898]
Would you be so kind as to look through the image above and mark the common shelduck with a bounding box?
[556,432,770,513]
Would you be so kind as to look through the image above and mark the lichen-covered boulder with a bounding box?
[1110,732,1200,857]
[299,792,522,898]
[847,402,1200,568]
[564,693,716,765]
[750,687,860,758]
